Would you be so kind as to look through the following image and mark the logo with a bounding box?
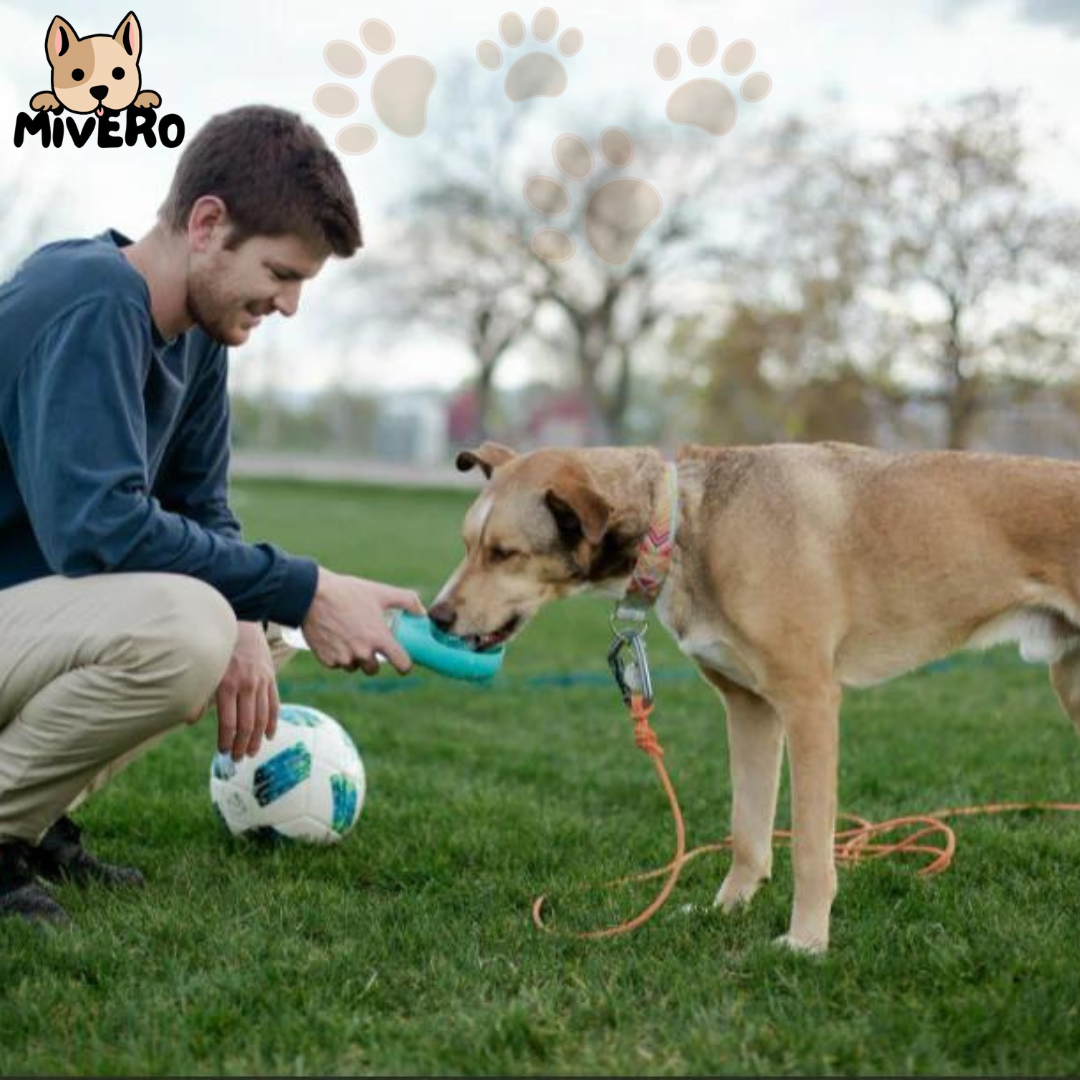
[13,11,185,149]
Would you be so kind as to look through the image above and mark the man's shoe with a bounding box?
[31,816,145,888]
[0,841,70,924]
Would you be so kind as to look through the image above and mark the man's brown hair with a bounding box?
[159,105,362,257]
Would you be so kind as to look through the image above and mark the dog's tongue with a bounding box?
[96,106,103,117]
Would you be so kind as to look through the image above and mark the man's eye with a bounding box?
[269,268,286,282]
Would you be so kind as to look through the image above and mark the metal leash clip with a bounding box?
[610,603,650,637]
[607,627,654,707]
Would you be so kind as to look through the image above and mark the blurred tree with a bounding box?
[678,92,1080,450]
[351,61,737,444]
[867,90,1080,448]
[672,117,893,445]
[673,302,880,445]
[673,304,785,444]
[517,125,742,443]
[341,65,547,446]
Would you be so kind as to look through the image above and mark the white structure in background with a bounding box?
[373,392,449,466]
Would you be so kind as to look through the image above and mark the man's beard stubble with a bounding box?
[185,274,236,346]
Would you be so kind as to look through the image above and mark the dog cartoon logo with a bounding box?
[30,11,160,116]
[13,10,183,149]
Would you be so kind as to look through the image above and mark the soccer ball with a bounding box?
[209,704,366,843]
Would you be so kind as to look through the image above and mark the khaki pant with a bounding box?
[0,572,297,844]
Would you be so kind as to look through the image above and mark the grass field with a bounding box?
[2,477,1080,1075]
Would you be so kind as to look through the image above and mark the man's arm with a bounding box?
[5,294,316,626]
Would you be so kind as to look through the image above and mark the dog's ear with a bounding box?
[113,11,142,62]
[545,480,611,547]
[45,16,78,67]
[455,442,517,480]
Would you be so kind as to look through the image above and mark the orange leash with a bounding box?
[532,693,686,939]
[531,694,1080,939]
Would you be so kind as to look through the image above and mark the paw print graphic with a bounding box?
[313,18,437,155]
[654,28,772,136]
[476,8,584,102]
[524,127,662,267]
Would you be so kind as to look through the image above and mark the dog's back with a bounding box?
[672,441,1080,686]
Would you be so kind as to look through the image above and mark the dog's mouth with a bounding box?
[466,615,522,652]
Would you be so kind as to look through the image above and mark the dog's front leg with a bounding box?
[774,679,841,955]
[701,670,784,913]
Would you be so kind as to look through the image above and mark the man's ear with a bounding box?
[113,11,142,62]
[46,16,78,67]
[545,480,611,547]
[186,195,230,251]
[455,442,517,480]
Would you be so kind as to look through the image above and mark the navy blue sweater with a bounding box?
[0,229,318,626]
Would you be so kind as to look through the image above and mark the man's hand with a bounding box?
[302,567,425,676]
[212,620,280,761]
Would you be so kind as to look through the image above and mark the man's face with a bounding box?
[186,230,327,346]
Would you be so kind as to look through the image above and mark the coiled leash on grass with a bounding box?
[531,633,1080,940]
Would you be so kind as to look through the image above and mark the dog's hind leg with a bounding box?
[1049,647,1080,737]
[700,668,784,914]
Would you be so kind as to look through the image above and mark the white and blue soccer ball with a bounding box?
[209,704,366,844]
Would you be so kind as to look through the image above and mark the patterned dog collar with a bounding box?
[615,461,679,618]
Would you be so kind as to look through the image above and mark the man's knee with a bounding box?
[140,575,238,721]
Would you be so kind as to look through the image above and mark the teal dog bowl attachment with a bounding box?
[390,611,505,683]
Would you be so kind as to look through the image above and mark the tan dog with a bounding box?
[429,440,1080,953]
[31,12,160,116]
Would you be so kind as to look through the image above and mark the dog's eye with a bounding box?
[112,67,125,80]
[72,68,84,80]
[489,546,519,564]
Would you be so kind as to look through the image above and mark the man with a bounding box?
[0,104,424,924]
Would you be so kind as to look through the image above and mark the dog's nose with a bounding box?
[427,602,456,633]
[90,85,109,102]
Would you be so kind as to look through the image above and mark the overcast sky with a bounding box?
[2,0,1078,396]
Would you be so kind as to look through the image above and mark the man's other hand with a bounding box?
[211,620,280,761]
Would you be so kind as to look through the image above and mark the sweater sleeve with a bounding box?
[155,345,244,542]
[7,295,318,626]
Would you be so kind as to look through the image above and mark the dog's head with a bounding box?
[429,443,641,650]
[44,12,145,115]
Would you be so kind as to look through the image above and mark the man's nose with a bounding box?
[427,601,456,633]
[274,284,301,317]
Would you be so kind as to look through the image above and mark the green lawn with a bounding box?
[2,477,1079,1075]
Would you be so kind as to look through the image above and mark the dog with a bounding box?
[30,12,160,116]
[429,440,1080,953]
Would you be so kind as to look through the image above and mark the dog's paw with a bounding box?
[30,91,62,112]
[714,868,768,913]
[134,91,161,109]
[772,931,828,956]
